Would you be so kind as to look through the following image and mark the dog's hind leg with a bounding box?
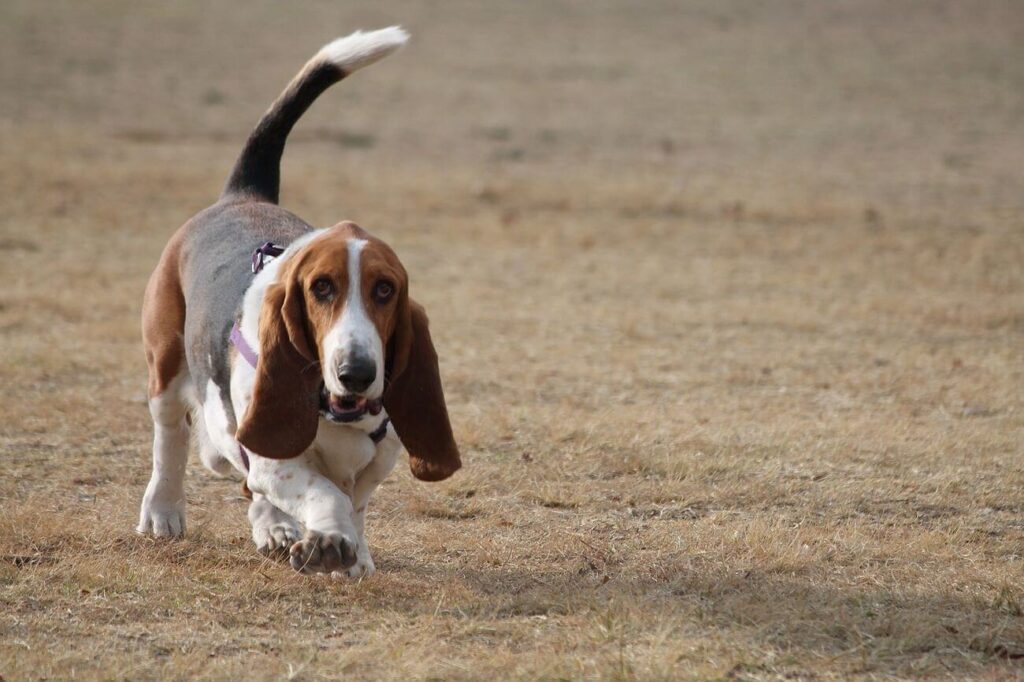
[138,232,191,537]
[137,370,191,537]
[193,404,235,478]
[249,494,301,557]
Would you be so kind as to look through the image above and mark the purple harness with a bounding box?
[229,242,390,470]
[229,323,259,368]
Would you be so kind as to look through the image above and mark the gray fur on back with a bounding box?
[179,199,313,422]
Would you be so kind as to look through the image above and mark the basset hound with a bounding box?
[136,27,460,577]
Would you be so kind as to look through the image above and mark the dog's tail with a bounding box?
[222,27,408,204]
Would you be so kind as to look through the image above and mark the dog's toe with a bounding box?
[255,522,301,559]
[289,530,357,574]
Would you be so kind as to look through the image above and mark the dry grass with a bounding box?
[1,0,1023,679]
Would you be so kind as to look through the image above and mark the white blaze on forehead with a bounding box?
[321,238,385,398]
[347,238,368,304]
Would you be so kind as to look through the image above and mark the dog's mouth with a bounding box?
[320,387,383,423]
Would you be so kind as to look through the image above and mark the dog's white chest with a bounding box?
[312,422,379,490]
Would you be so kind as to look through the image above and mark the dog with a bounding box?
[136,27,460,578]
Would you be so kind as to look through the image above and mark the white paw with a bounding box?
[253,520,301,557]
[136,481,186,538]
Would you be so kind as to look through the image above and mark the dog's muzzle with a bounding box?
[320,386,383,423]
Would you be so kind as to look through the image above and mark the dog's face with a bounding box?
[235,221,461,481]
[291,222,407,418]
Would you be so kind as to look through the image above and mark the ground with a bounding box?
[1,1,1022,679]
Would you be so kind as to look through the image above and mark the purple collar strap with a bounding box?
[231,320,257,472]
[229,323,259,368]
[252,241,286,274]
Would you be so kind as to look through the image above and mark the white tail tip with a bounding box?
[317,26,409,74]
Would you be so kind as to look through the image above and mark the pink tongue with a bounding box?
[329,394,366,412]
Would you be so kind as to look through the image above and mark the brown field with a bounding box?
[1,1,1023,679]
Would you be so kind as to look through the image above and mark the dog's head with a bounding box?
[235,221,460,481]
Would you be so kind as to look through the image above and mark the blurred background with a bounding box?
[3,0,1021,214]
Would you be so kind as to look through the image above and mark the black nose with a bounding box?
[338,358,376,393]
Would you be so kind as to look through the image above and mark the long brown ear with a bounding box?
[385,299,461,481]
[235,279,322,459]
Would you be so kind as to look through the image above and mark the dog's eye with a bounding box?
[373,280,395,302]
[311,278,335,301]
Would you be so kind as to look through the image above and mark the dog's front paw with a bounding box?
[136,482,186,538]
[136,477,186,536]
[289,530,357,574]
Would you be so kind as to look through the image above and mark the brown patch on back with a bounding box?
[142,227,187,398]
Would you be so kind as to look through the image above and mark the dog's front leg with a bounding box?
[345,438,402,577]
[247,456,360,575]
